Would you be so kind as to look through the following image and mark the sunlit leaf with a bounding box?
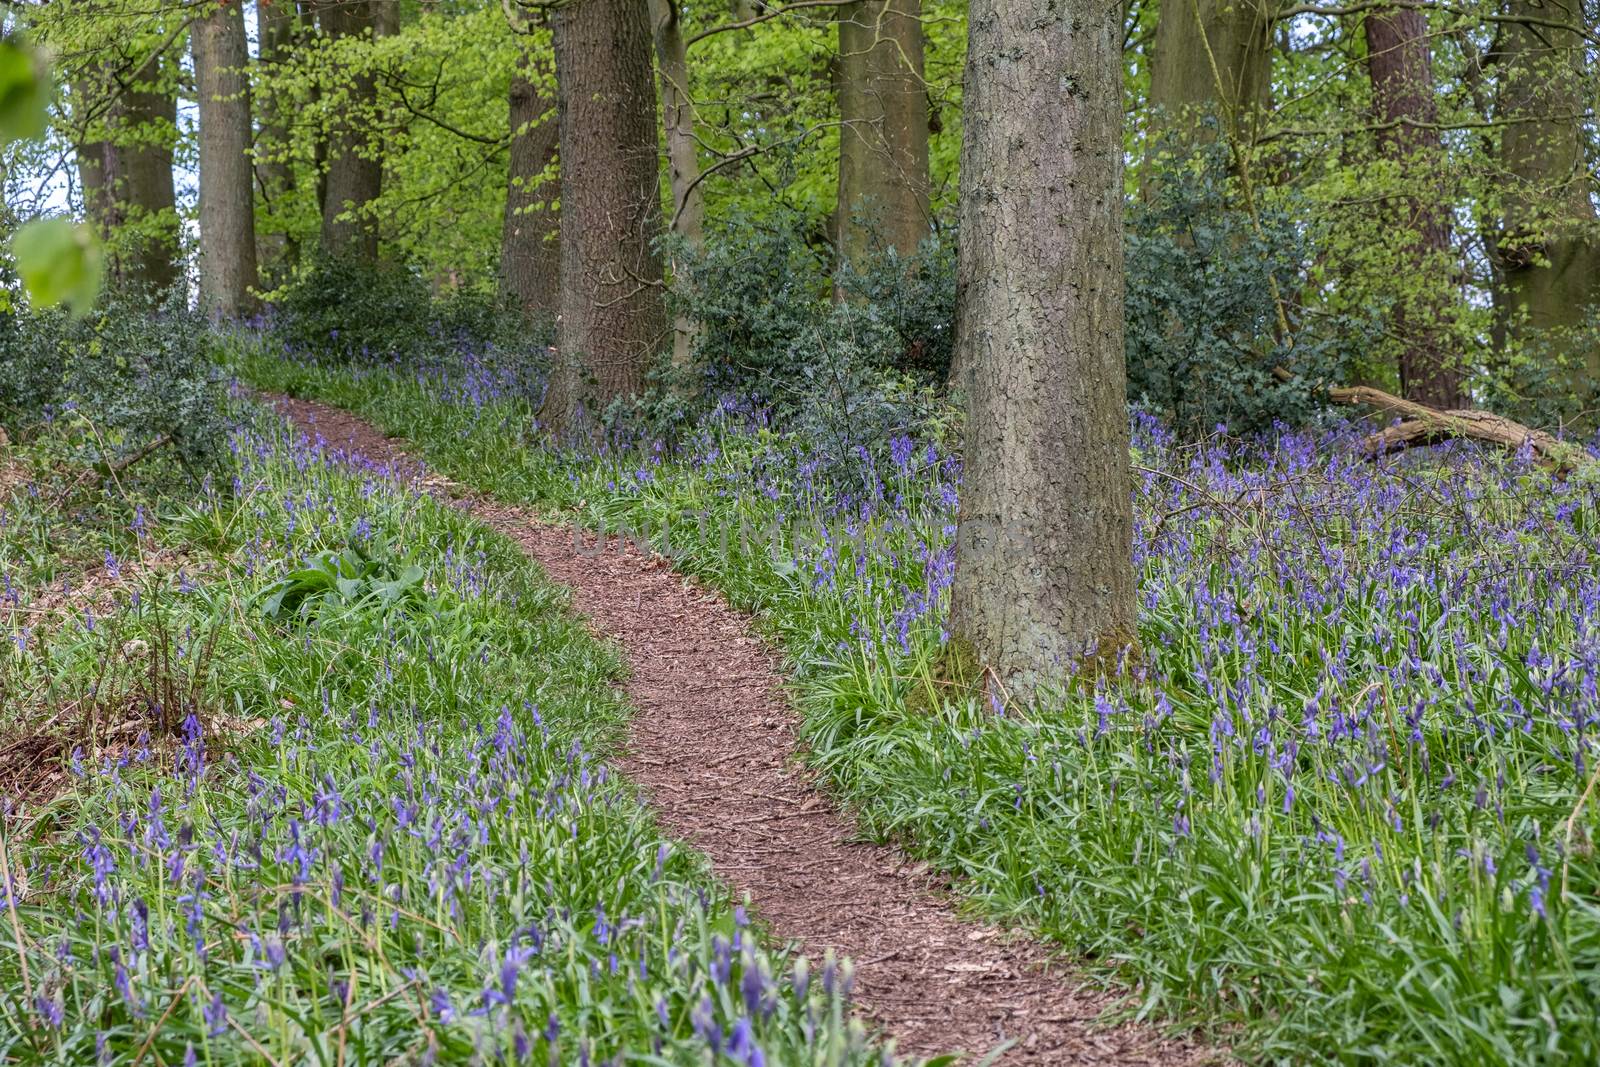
[12,217,102,312]
[0,37,48,144]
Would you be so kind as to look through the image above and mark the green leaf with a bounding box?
[12,218,102,312]
[0,38,47,144]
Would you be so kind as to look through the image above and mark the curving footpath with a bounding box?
[272,393,1225,1066]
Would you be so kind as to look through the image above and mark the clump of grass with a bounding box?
[240,338,1600,1065]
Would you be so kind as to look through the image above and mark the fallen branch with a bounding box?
[1328,385,1592,473]
[1273,368,1594,473]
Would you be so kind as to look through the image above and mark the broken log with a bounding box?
[1271,367,1595,473]
[1325,384,1593,473]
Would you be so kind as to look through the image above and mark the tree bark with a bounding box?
[948,0,1137,700]
[1147,0,1274,148]
[317,0,382,261]
[834,0,931,265]
[1495,0,1600,386]
[1363,9,1462,408]
[500,48,561,321]
[256,0,300,287]
[98,53,181,295]
[544,0,668,437]
[648,0,702,369]
[194,0,260,318]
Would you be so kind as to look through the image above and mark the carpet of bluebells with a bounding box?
[0,409,875,1064]
[244,333,1600,1066]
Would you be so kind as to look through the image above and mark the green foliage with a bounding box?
[270,252,550,395]
[666,211,955,457]
[11,216,101,312]
[257,536,426,624]
[1126,138,1370,436]
[0,36,48,143]
[271,252,435,361]
[0,293,231,474]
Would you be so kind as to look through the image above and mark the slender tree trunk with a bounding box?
[948,0,1137,699]
[500,49,561,321]
[1363,9,1462,408]
[194,0,260,318]
[648,0,702,369]
[317,0,381,261]
[1147,0,1274,147]
[256,0,300,286]
[835,0,930,264]
[1495,0,1600,387]
[544,0,668,436]
[102,53,180,295]
[70,73,112,236]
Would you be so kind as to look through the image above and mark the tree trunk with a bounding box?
[96,53,180,296]
[948,0,1137,699]
[71,72,112,235]
[318,0,382,261]
[1363,9,1462,408]
[500,49,561,321]
[834,0,930,264]
[648,0,702,369]
[544,0,668,436]
[256,0,300,287]
[1147,0,1273,147]
[194,0,259,319]
[1495,0,1600,386]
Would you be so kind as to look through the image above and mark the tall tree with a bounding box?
[102,51,180,294]
[193,0,259,317]
[648,0,702,368]
[948,0,1137,696]
[1494,0,1600,386]
[834,0,930,263]
[1363,9,1462,408]
[317,0,382,260]
[255,0,300,286]
[543,0,667,435]
[500,47,561,320]
[1147,0,1274,148]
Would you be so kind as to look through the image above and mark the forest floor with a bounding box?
[270,393,1222,1065]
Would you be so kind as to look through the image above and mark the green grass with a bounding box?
[1,403,879,1065]
[240,340,1600,1066]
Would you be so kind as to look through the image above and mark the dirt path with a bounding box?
[272,395,1221,1066]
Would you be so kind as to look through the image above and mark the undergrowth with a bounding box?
[0,402,881,1065]
[241,334,1600,1066]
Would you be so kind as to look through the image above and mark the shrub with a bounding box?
[1125,136,1370,436]
[269,253,434,362]
[0,290,232,475]
[661,210,956,458]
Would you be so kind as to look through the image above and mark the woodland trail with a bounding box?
[271,394,1223,1066]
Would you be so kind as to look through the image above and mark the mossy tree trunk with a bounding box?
[500,47,561,321]
[93,52,181,295]
[317,0,382,261]
[194,0,259,318]
[1495,0,1600,388]
[1147,0,1274,150]
[834,0,930,265]
[1364,9,1463,408]
[948,0,1137,700]
[255,0,300,287]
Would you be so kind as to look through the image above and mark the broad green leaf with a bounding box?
[0,38,47,143]
[12,218,102,313]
